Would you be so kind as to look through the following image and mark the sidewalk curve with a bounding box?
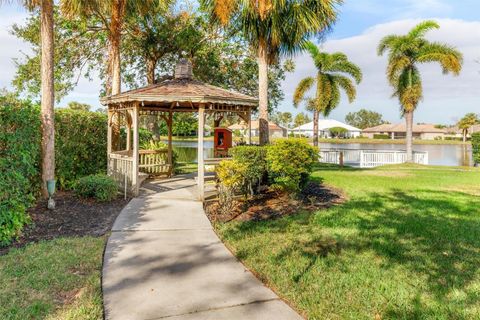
[102,175,303,320]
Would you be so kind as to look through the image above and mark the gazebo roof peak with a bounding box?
[174,58,193,80]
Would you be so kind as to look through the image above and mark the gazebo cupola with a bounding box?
[101,59,258,199]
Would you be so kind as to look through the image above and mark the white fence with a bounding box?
[319,149,428,168]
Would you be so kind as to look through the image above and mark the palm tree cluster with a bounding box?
[293,20,463,160]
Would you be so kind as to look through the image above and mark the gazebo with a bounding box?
[100,59,257,200]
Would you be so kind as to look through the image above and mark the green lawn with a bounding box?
[216,164,480,319]
[0,237,104,320]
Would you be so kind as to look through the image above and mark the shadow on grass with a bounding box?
[224,188,480,318]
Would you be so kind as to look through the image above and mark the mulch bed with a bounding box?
[205,182,346,223]
[0,191,129,255]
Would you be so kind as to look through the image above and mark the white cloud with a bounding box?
[280,18,480,125]
[0,12,31,89]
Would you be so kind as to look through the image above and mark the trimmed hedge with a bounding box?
[373,134,390,139]
[0,98,40,245]
[472,132,480,165]
[0,99,109,245]
[55,109,107,189]
[75,174,117,201]
[229,145,267,195]
[266,138,318,193]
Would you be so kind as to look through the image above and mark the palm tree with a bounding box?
[293,41,362,146]
[202,0,341,145]
[458,113,479,142]
[378,20,463,161]
[2,0,55,198]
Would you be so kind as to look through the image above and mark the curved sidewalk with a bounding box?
[102,175,303,320]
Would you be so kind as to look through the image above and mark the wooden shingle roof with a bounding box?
[101,78,257,107]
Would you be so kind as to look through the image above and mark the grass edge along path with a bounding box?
[215,164,480,319]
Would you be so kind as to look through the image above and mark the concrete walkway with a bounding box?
[102,175,303,320]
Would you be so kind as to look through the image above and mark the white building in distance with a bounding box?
[291,119,362,138]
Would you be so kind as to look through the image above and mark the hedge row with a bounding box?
[0,99,108,245]
[0,98,40,245]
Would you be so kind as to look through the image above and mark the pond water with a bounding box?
[167,140,474,167]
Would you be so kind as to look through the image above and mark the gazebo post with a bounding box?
[167,110,173,176]
[126,111,132,151]
[197,104,205,201]
[247,110,252,145]
[132,103,140,196]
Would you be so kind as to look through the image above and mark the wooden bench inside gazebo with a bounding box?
[100,59,257,200]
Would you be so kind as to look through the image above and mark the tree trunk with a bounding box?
[463,130,467,143]
[312,110,319,147]
[146,57,156,85]
[257,40,269,145]
[405,110,414,162]
[109,0,125,96]
[40,0,55,198]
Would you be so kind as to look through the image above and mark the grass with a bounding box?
[215,164,480,319]
[0,237,105,320]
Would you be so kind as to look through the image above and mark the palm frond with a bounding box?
[377,35,400,56]
[332,74,356,103]
[407,20,439,39]
[328,60,362,83]
[293,76,315,107]
[417,42,463,75]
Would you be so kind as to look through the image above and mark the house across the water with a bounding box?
[362,123,447,140]
[228,120,287,138]
[291,119,362,138]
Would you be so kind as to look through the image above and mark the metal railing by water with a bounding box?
[319,148,428,168]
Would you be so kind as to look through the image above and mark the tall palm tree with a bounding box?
[458,113,479,143]
[202,0,341,145]
[2,0,55,198]
[293,41,361,146]
[378,20,463,161]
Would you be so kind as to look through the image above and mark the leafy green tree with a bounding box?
[293,112,311,128]
[329,126,347,138]
[378,20,463,161]
[345,109,388,129]
[61,0,166,95]
[272,111,292,128]
[11,7,105,101]
[202,0,340,145]
[457,113,479,142]
[66,101,92,111]
[172,113,198,136]
[293,41,362,146]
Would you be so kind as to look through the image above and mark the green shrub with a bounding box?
[266,138,318,193]
[74,174,118,201]
[216,160,247,213]
[0,97,40,245]
[55,109,108,189]
[373,134,390,139]
[229,145,267,195]
[472,133,480,165]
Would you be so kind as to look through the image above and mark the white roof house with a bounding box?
[292,119,361,138]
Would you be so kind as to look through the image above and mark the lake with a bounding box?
[168,140,474,167]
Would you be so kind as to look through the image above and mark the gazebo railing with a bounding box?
[108,152,134,193]
[139,149,172,177]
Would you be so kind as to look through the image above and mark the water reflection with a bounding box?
[168,140,473,167]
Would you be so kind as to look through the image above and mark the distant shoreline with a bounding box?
[159,136,471,146]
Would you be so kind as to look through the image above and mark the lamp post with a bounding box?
[47,179,55,209]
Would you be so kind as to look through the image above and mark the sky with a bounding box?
[0,0,479,125]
